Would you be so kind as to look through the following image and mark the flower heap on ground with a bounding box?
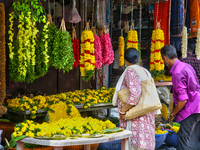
[196,28,200,59]
[6,87,115,118]
[181,27,187,59]
[150,29,165,77]
[71,26,79,68]
[100,26,114,65]
[80,23,96,82]
[118,31,125,66]
[92,27,103,69]
[12,117,116,138]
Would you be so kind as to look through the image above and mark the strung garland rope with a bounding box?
[71,26,79,68]
[0,3,7,116]
[80,22,96,82]
[92,27,103,70]
[52,19,74,72]
[196,28,200,59]
[150,23,165,77]
[119,29,125,66]
[181,26,187,58]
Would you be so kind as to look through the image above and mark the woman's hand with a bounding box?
[120,114,126,121]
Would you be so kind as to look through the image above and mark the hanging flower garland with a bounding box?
[80,22,96,82]
[100,26,114,65]
[52,19,74,72]
[150,24,165,77]
[119,29,125,66]
[127,23,138,50]
[91,27,102,69]
[71,26,79,68]
[0,3,7,116]
[181,26,187,58]
[196,28,200,59]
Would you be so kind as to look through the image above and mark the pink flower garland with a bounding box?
[94,35,103,69]
[100,32,114,65]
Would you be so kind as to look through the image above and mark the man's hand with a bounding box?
[169,115,175,125]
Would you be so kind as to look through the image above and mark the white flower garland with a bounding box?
[181,27,187,58]
[196,28,200,60]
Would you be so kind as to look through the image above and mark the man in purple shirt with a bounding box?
[161,44,200,150]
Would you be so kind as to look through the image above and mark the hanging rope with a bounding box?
[85,0,87,22]
[156,0,161,29]
[48,0,50,16]
[54,0,55,23]
[184,0,188,26]
[92,0,95,27]
[120,0,123,29]
[131,0,133,23]
[63,0,65,19]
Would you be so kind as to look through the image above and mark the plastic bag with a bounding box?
[68,0,81,24]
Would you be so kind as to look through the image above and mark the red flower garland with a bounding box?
[71,38,79,68]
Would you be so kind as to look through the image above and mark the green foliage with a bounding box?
[150,69,165,78]
[82,70,95,82]
[52,30,75,72]
[12,0,46,22]
[9,41,26,82]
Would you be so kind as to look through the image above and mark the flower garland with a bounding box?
[35,16,50,79]
[150,28,165,77]
[71,26,79,68]
[181,27,187,58]
[8,12,14,60]
[196,28,200,59]
[52,19,74,72]
[181,26,187,58]
[80,22,96,81]
[127,23,138,50]
[118,30,125,66]
[100,26,114,65]
[0,3,7,116]
[91,27,102,69]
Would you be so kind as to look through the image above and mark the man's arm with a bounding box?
[170,100,187,124]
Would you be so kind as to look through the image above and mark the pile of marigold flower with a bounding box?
[6,87,115,119]
[13,118,116,138]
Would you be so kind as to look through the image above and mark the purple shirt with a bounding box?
[170,60,200,121]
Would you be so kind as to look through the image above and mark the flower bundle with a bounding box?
[91,27,102,69]
[100,26,114,65]
[196,28,200,59]
[80,22,96,81]
[161,103,169,120]
[150,28,165,77]
[118,29,125,66]
[127,23,138,50]
[0,3,7,116]
[71,26,79,68]
[52,19,74,72]
[181,27,187,58]
[12,118,116,138]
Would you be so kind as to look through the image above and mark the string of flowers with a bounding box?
[91,27,102,69]
[150,24,165,77]
[8,12,14,60]
[71,26,79,68]
[196,28,200,59]
[181,26,187,58]
[80,22,96,82]
[0,3,7,116]
[127,23,138,50]
[100,26,114,65]
[118,29,125,66]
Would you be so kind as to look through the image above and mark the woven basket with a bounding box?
[64,144,99,150]
[9,147,53,150]
[0,121,16,142]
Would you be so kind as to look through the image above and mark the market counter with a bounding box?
[17,130,132,150]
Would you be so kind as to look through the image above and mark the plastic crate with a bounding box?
[155,131,168,149]
[97,140,121,150]
[0,121,16,143]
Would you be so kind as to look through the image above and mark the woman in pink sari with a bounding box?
[114,48,155,150]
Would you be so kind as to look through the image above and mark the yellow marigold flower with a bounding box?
[13,132,18,137]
